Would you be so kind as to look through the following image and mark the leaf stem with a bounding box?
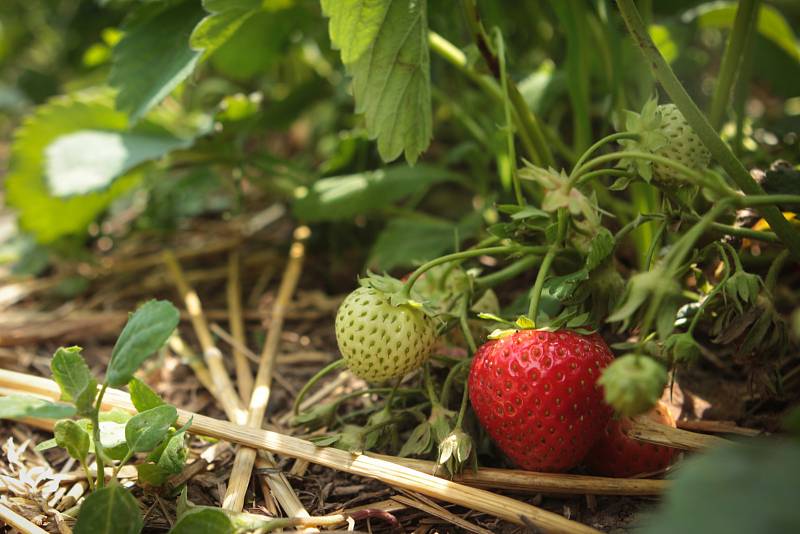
[292,359,345,415]
[92,383,109,489]
[493,28,525,206]
[527,209,568,322]
[570,132,640,183]
[473,255,541,292]
[401,245,546,298]
[615,0,800,259]
[709,0,760,130]
[573,151,735,195]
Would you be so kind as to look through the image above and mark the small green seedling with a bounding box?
[0,299,188,534]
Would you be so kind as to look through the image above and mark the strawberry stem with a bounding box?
[401,245,547,299]
[527,209,568,323]
[569,132,640,186]
[708,0,760,130]
[292,359,346,415]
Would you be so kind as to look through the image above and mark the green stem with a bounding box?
[454,378,471,429]
[615,0,800,259]
[458,298,477,355]
[688,245,731,335]
[709,0,760,130]
[92,383,109,488]
[732,13,757,156]
[570,132,640,182]
[735,195,800,207]
[460,1,554,166]
[527,209,568,322]
[423,363,439,405]
[402,245,546,297]
[80,459,95,491]
[494,27,524,206]
[614,214,664,244]
[474,255,541,292]
[112,450,134,480]
[765,249,789,293]
[441,359,471,408]
[292,359,346,415]
[644,219,667,271]
[574,151,735,195]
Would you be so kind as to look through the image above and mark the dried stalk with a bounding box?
[223,228,308,512]
[163,250,246,423]
[163,251,311,524]
[627,416,730,451]
[227,250,254,400]
[676,419,761,437]
[375,455,667,496]
[0,502,49,534]
[1,370,600,533]
[209,323,296,395]
[392,492,493,534]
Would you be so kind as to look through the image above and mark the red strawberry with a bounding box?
[584,400,676,477]
[468,329,614,472]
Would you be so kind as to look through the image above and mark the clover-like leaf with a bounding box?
[54,420,91,462]
[0,395,76,421]
[125,405,178,453]
[73,484,143,534]
[51,346,97,416]
[106,300,180,387]
[128,377,165,413]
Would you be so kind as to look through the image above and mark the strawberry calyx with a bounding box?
[358,272,438,318]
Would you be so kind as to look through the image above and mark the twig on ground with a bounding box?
[227,249,254,401]
[223,227,309,513]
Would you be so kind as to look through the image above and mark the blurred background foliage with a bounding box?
[0,0,798,277]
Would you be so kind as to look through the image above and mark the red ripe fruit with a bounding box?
[584,400,676,477]
[468,329,614,472]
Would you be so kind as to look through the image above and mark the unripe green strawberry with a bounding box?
[335,286,436,382]
[651,104,710,186]
[619,99,711,187]
[598,354,667,417]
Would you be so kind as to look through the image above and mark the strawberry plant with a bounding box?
[1,0,799,532]
[0,300,184,531]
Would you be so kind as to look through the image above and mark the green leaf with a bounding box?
[110,0,205,122]
[6,91,137,243]
[292,165,458,222]
[190,0,261,57]
[35,438,58,452]
[322,0,432,163]
[170,508,234,534]
[209,9,298,81]
[128,378,165,412]
[0,395,76,420]
[368,212,481,272]
[45,130,193,197]
[136,462,169,486]
[683,2,800,62]
[54,420,91,462]
[50,347,97,416]
[125,405,178,453]
[643,439,800,534]
[73,484,143,534]
[98,421,129,461]
[157,431,188,475]
[585,228,615,271]
[106,300,180,387]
